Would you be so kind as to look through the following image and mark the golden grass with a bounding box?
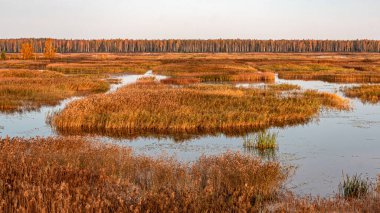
[271,193,380,212]
[1,136,379,212]
[259,63,380,83]
[52,82,349,137]
[343,85,380,103]
[279,71,380,83]
[265,84,301,91]
[243,131,278,150]
[136,76,157,83]
[161,77,201,85]
[2,53,380,83]
[0,69,109,112]
[0,137,286,212]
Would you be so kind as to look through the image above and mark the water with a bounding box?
[1,73,379,197]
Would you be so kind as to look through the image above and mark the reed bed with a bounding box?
[0,69,109,112]
[343,85,380,103]
[0,137,286,212]
[3,53,380,83]
[270,189,380,212]
[278,71,380,83]
[46,61,158,74]
[265,84,301,91]
[1,136,379,212]
[136,76,157,83]
[0,59,49,70]
[161,77,201,85]
[52,82,349,137]
[260,63,380,83]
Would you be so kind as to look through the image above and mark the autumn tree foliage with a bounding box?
[43,39,56,59]
[20,42,34,59]
[2,39,380,53]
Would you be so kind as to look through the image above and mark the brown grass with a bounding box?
[266,84,301,91]
[52,82,349,137]
[0,137,286,212]
[343,85,380,103]
[2,53,380,83]
[1,137,379,212]
[270,187,380,212]
[259,63,380,83]
[136,76,157,83]
[161,77,201,85]
[0,69,109,112]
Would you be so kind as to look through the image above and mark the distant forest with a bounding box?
[1,39,380,53]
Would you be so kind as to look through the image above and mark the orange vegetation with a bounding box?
[0,69,109,112]
[343,85,380,103]
[2,53,380,83]
[0,137,286,212]
[1,137,379,212]
[52,82,349,137]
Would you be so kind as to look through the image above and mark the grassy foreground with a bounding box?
[0,137,379,212]
[0,69,109,112]
[343,85,380,103]
[0,137,285,212]
[52,81,349,137]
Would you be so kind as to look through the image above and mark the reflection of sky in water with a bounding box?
[1,73,379,197]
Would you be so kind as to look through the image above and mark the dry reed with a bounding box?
[343,85,380,103]
[52,82,349,137]
[0,69,109,112]
[0,137,286,212]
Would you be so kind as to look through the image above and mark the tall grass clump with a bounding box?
[338,174,371,199]
[0,137,287,212]
[243,131,278,150]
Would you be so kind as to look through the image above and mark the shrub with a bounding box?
[0,50,6,60]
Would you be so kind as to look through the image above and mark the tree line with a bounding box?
[1,39,380,53]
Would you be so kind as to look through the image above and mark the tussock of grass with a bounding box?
[243,131,278,150]
[0,69,109,112]
[343,85,380,103]
[0,137,286,212]
[52,82,349,137]
[339,174,371,199]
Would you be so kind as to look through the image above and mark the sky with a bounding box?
[0,0,379,39]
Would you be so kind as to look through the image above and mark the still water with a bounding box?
[0,73,379,197]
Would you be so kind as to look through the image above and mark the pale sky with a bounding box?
[0,0,379,39]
